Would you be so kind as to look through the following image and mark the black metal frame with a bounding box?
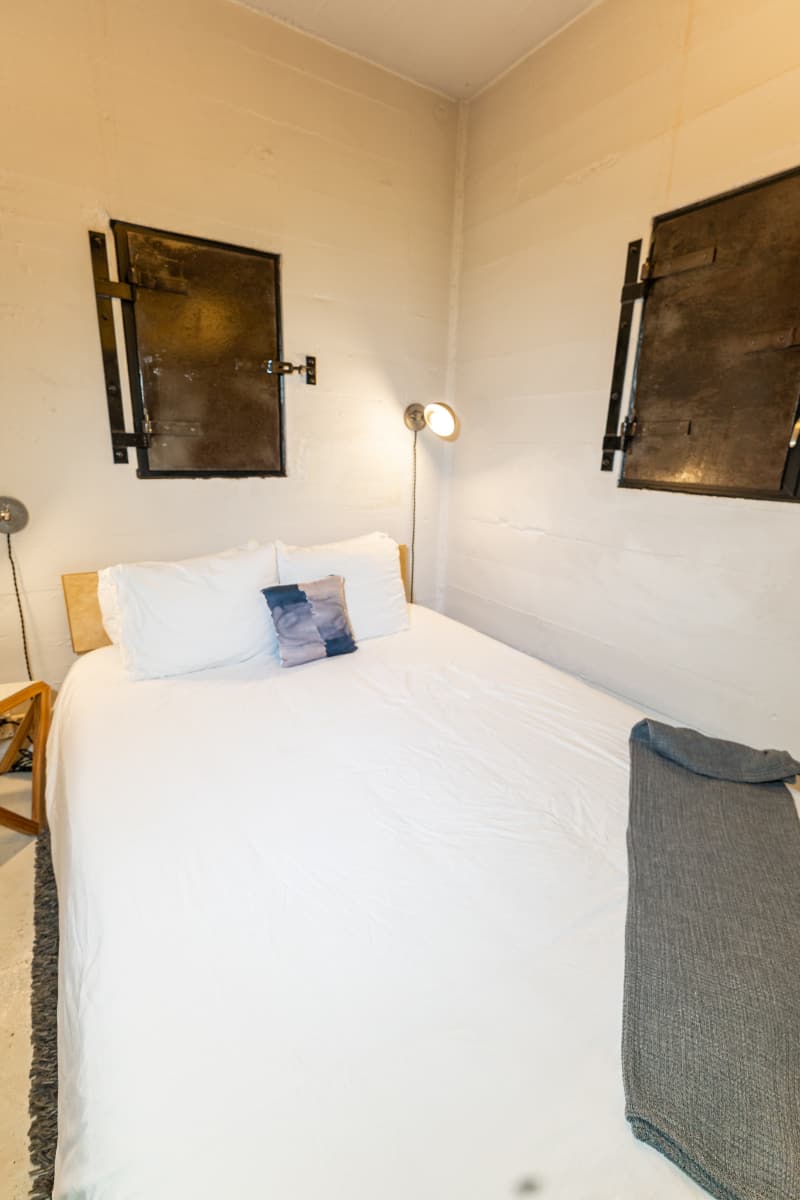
[603,162,800,501]
[601,239,643,470]
[89,231,145,465]
[90,221,288,478]
[649,161,800,228]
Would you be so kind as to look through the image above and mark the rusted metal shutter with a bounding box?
[91,222,286,477]
[603,168,800,501]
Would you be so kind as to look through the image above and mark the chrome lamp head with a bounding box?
[0,498,29,535]
[403,402,459,441]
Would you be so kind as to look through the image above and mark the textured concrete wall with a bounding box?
[447,0,800,748]
[4,0,798,749]
[0,0,457,685]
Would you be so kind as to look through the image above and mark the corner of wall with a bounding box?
[433,99,469,609]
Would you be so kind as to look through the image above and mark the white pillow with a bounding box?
[276,532,408,641]
[97,568,124,645]
[98,543,279,680]
[98,542,260,646]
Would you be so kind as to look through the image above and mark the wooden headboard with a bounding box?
[62,572,112,655]
[62,544,411,655]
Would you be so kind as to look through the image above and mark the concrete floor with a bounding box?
[0,777,36,1200]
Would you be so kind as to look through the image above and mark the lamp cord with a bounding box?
[6,533,32,682]
[410,430,417,603]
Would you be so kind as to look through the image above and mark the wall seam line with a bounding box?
[434,98,469,609]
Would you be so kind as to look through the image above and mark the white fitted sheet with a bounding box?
[47,606,702,1199]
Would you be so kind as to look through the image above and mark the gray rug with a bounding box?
[29,828,58,1200]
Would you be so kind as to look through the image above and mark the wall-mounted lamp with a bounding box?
[403,404,460,603]
[404,402,459,441]
[0,497,28,536]
[0,497,32,681]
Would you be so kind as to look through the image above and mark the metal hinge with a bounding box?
[621,280,648,303]
[110,406,150,450]
[602,413,637,455]
[94,279,134,302]
[128,266,188,296]
[742,327,800,354]
[111,430,150,450]
[147,418,204,438]
[644,245,716,281]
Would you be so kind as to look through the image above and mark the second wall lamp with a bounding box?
[404,402,459,441]
[404,402,460,602]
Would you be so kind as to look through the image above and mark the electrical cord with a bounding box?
[410,429,417,603]
[6,533,32,682]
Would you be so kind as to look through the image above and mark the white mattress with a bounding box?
[47,606,701,1199]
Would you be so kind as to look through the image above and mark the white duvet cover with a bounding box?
[47,606,701,1200]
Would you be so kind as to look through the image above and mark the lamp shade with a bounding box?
[423,403,457,440]
[403,402,459,441]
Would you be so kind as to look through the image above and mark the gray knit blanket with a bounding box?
[623,719,800,1200]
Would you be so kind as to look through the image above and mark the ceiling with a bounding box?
[237,0,600,99]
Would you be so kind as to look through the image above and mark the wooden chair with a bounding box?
[0,681,51,835]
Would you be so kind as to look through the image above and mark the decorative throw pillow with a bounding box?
[276,532,408,642]
[262,575,357,668]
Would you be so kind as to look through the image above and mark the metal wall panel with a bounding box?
[613,169,800,501]
[112,222,285,478]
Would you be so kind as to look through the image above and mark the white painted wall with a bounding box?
[0,0,457,685]
[4,0,799,750]
[446,0,800,748]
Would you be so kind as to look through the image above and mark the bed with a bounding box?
[47,581,705,1198]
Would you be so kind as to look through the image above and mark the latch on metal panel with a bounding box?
[264,355,317,385]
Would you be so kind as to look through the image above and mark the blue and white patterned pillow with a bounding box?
[261,575,357,667]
